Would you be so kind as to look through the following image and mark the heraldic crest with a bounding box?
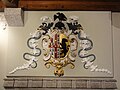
[10,12,111,77]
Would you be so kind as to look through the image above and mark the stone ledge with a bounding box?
[4,8,24,26]
[4,76,117,89]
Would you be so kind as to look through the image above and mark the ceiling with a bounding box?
[0,0,120,11]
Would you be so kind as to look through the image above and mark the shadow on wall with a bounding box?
[112,13,120,29]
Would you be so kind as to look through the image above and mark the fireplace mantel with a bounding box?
[4,76,117,90]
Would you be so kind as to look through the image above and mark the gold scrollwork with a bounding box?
[43,29,78,77]
[44,58,75,77]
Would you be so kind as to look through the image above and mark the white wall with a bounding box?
[0,11,120,90]
[0,13,8,90]
[112,13,120,90]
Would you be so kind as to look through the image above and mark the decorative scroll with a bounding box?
[10,12,111,76]
[9,30,42,74]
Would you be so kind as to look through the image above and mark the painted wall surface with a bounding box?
[112,13,120,90]
[0,11,120,89]
[7,11,113,77]
[0,13,8,90]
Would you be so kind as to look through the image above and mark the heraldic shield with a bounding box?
[42,30,77,77]
[42,12,80,77]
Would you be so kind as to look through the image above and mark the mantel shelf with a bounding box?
[4,76,117,89]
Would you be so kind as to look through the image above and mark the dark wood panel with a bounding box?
[0,0,120,11]
[18,1,120,11]
[19,0,120,1]
[1,0,18,7]
[0,1,5,11]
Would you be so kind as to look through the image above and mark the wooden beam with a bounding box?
[19,0,120,1]
[1,0,18,7]
[0,1,5,11]
[0,0,120,11]
[18,0,120,11]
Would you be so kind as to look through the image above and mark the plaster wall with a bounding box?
[0,11,120,90]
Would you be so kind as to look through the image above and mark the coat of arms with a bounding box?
[10,12,111,77]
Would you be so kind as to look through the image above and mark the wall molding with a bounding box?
[4,76,117,89]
